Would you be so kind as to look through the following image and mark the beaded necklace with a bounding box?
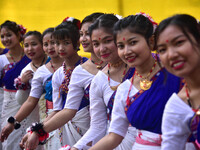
[185,83,200,115]
[135,60,157,90]
[90,58,104,69]
[8,51,23,63]
[59,57,83,96]
[50,60,56,72]
[126,72,135,106]
[107,63,127,91]
[32,57,46,69]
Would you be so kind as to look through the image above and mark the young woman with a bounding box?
[0,20,31,150]
[69,14,136,150]
[20,18,88,150]
[155,14,200,150]
[0,28,63,150]
[21,13,106,150]
[14,31,49,150]
[90,14,183,150]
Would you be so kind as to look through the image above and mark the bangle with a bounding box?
[30,122,49,145]
[7,116,21,130]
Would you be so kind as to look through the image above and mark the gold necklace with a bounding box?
[90,58,104,69]
[107,63,127,91]
[109,60,124,68]
[135,61,157,90]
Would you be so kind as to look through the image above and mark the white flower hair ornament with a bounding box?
[115,14,123,20]
[136,12,158,32]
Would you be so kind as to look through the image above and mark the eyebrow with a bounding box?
[127,37,137,42]
[157,34,185,48]
[92,35,113,42]
[117,37,136,43]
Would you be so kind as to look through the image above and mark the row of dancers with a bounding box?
[0,12,199,150]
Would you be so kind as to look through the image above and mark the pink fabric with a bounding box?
[135,131,162,146]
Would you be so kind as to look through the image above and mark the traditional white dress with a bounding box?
[62,65,92,147]
[0,55,31,150]
[0,55,9,150]
[73,71,136,150]
[161,93,197,150]
[30,65,61,150]
[15,63,44,150]
[110,79,161,150]
[52,65,90,147]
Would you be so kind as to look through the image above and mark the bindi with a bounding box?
[166,40,169,43]
[123,37,125,41]
[99,37,101,40]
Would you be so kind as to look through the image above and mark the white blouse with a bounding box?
[161,93,196,150]
[0,55,9,78]
[29,65,52,99]
[74,71,120,149]
[64,65,94,110]
[15,63,34,105]
[109,79,138,137]
[52,66,65,111]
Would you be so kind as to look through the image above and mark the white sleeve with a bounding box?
[52,69,63,111]
[108,84,130,137]
[0,55,9,78]
[161,94,194,150]
[64,67,84,110]
[15,89,31,105]
[73,78,107,149]
[15,63,32,105]
[29,69,44,98]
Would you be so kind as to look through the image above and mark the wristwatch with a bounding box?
[7,116,21,130]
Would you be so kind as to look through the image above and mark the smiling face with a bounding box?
[80,22,93,53]
[43,33,58,58]
[0,27,20,49]
[157,25,200,78]
[116,28,153,68]
[54,37,77,59]
[91,27,119,63]
[24,35,44,60]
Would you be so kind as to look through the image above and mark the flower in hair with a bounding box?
[62,17,81,29]
[18,24,27,36]
[136,12,157,32]
[115,14,123,19]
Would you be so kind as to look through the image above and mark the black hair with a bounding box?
[24,31,43,45]
[114,14,154,47]
[88,14,119,36]
[0,20,23,41]
[81,12,104,25]
[42,27,54,39]
[52,22,80,50]
[155,14,200,50]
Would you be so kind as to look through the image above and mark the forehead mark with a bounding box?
[123,37,125,41]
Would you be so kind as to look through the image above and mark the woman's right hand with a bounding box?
[21,70,33,83]
[0,123,14,142]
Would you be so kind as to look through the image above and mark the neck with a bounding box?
[184,68,200,89]
[9,44,24,56]
[51,56,64,64]
[135,55,155,75]
[90,52,101,63]
[64,53,80,68]
[32,54,46,66]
